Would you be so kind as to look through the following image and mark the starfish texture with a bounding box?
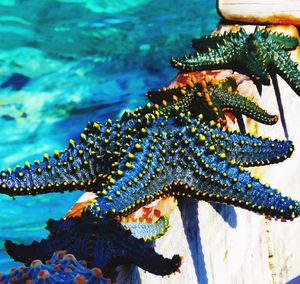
[170,27,300,94]
[147,75,278,125]
[0,106,298,221]
[121,215,170,241]
[5,210,180,276]
[0,250,110,284]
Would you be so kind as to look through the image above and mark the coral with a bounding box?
[0,250,110,284]
[171,27,300,95]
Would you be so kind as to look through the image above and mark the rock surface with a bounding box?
[218,0,300,25]
[137,25,300,284]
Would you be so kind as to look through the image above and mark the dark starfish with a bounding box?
[0,250,108,284]
[170,27,300,94]
[147,75,278,125]
[5,210,179,276]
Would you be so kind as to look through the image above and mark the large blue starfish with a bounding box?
[0,107,297,219]
[0,103,299,276]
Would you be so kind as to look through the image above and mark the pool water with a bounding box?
[0,0,220,272]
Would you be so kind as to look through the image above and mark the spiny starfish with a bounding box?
[170,27,300,94]
[5,210,179,276]
[147,75,278,125]
[0,99,299,276]
[0,106,297,219]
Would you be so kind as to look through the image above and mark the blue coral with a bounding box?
[0,251,109,284]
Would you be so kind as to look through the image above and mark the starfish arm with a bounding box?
[215,88,278,125]
[147,84,226,123]
[245,49,271,84]
[192,28,247,51]
[170,44,236,72]
[147,86,194,116]
[173,151,300,220]
[0,134,110,196]
[271,49,300,95]
[121,215,170,241]
[0,118,129,197]
[261,29,299,50]
[206,125,294,167]
[5,213,181,276]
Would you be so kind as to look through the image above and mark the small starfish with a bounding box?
[147,75,278,125]
[0,250,109,284]
[170,27,300,94]
[5,210,180,276]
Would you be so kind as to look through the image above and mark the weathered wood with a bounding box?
[218,0,300,25]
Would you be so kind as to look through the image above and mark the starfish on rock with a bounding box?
[0,89,299,276]
[147,75,278,125]
[171,27,300,95]
[0,106,297,221]
[5,210,179,276]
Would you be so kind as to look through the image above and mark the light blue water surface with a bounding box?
[0,0,220,272]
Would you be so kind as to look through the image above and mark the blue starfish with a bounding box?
[0,103,299,276]
[0,105,297,220]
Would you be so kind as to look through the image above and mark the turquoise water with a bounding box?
[0,0,220,272]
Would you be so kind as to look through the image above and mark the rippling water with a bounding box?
[0,0,219,272]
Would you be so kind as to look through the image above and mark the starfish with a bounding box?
[0,250,110,284]
[0,106,297,219]
[0,102,299,276]
[5,210,179,276]
[147,75,278,125]
[170,27,300,94]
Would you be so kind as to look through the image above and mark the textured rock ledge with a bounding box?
[218,0,300,25]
